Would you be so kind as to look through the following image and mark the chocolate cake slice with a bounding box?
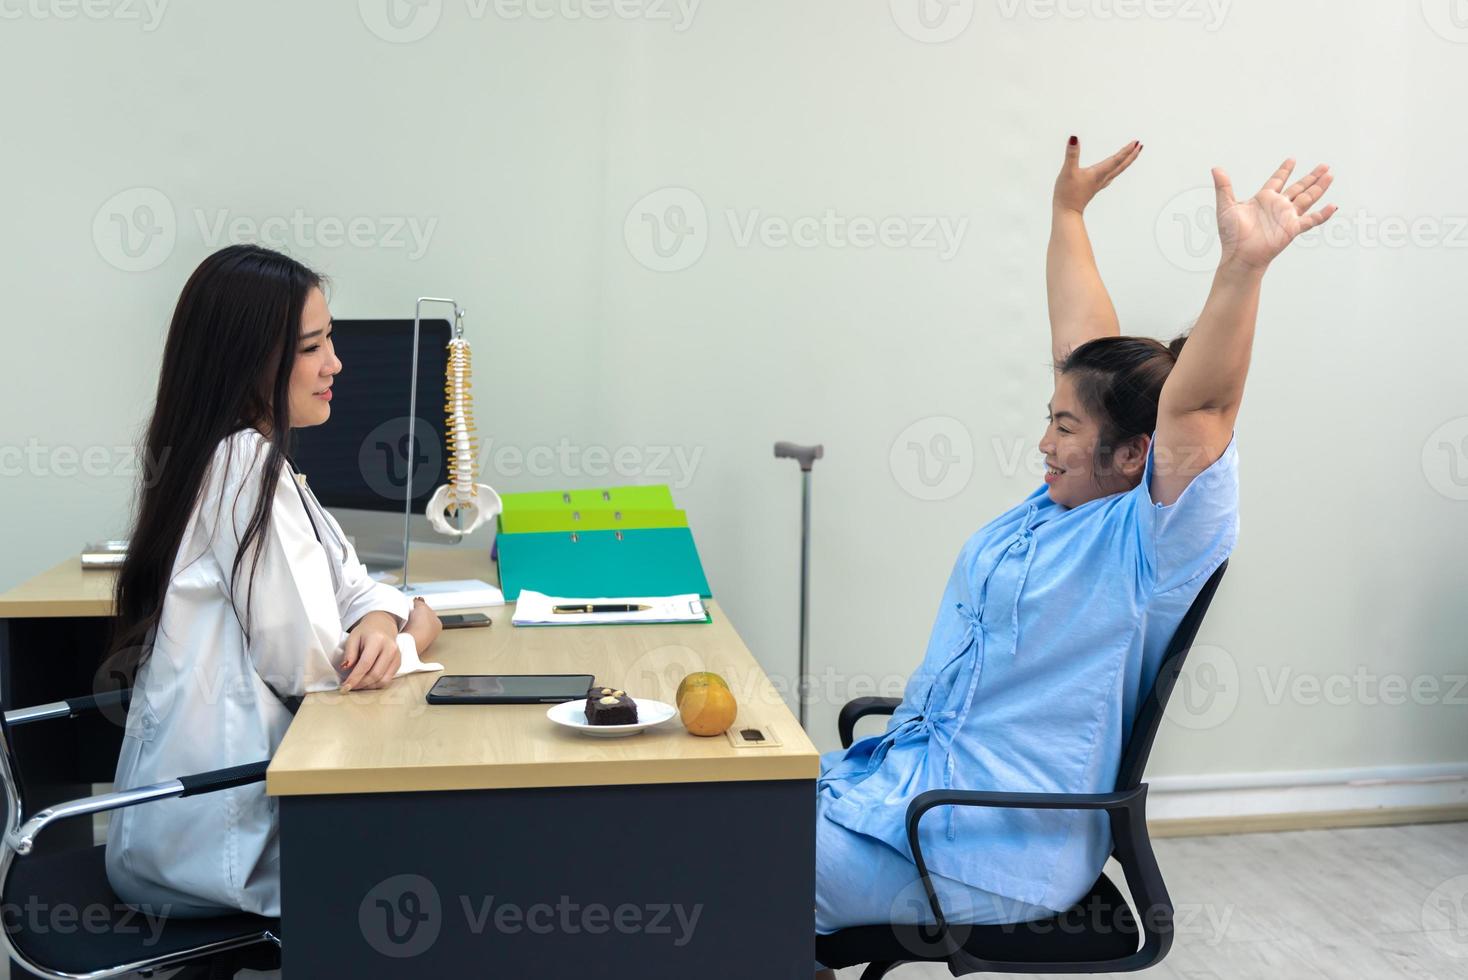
[584,688,638,725]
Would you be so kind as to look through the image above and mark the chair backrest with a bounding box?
[1114,559,1229,791]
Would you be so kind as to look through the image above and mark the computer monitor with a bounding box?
[291,318,453,564]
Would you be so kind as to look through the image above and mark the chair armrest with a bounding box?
[838,697,901,748]
[904,784,1171,972]
[6,760,269,857]
[4,689,132,727]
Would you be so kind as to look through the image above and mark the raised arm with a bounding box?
[1153,158,1337,505]
[1048,135,1142,375]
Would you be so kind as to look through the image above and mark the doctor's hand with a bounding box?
[404,597,443,654]
[1053,135,1141,214]
[340,612,402,692]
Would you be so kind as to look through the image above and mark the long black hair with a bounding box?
[1058,333,1189,483]
[106,244,323,685]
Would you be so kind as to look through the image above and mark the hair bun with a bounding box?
[1167,334,1188,359]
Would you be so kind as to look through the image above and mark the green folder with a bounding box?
[499,508,689,535]
[497,526,712,601]
[499,484,675,514]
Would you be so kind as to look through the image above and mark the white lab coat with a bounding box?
[105,428,412,917]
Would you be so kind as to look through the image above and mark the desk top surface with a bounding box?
[269,547,819,795]
[0,546,820,795]
[0,556,118,618]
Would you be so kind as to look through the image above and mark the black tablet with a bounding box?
[425,674,595,705]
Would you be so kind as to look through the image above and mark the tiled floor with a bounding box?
[832,821,1468,979]
[6,822,1465,978]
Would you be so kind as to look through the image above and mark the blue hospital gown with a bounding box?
[817,431,1240,925]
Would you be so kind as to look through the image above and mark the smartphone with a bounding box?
[440,613,492,629]
[426,674,595,705]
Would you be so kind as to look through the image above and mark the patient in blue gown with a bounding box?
[813,136,1337,974]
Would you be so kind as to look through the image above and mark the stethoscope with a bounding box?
[284,457,347,593]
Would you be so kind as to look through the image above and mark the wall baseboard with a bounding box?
[1149,804,1468,838]
[1143,763,1468,837]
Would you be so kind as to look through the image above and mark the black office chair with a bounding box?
[817,560,1229,978]
[0,689,281,979]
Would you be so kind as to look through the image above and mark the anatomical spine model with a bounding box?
[426,337,501,535]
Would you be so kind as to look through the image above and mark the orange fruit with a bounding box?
[675,671,728,707]
[679,681,737,737]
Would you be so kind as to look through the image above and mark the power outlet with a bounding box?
[725,724,783,748]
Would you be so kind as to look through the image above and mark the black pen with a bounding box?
[552,603,652,614]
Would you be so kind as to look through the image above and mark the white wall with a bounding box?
[2,0,1465,780]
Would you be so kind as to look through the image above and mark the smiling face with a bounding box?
[1039,372,1150,508]
[287,287,340,429]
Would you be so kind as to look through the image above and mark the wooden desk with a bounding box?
[268,600,816,795]
[0,547,821,977]
[0,558,118,619]
[0,557,125,850]
[0,557,134,978]
[271,543,817,795]
[267,546,818,978]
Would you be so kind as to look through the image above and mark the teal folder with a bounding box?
[496,527,712,601]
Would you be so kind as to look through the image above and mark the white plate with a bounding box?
[546,698,679,738]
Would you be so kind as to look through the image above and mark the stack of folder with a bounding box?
[495,485,712,602]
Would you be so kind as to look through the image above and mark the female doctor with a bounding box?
[104,244,443,917]
[813,140,1336,972]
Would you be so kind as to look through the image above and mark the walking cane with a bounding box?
[774,441,824,730]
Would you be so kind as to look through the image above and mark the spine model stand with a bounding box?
[426,330,502,535]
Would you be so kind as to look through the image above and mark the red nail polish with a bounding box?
[1068,135,1078,146]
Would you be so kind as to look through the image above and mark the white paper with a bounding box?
[392,631,444,678]
[401,578,505,611]
[512,591,707,626]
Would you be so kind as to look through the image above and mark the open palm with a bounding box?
[1214,159,1337,270]
[1054,136,1142,213]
